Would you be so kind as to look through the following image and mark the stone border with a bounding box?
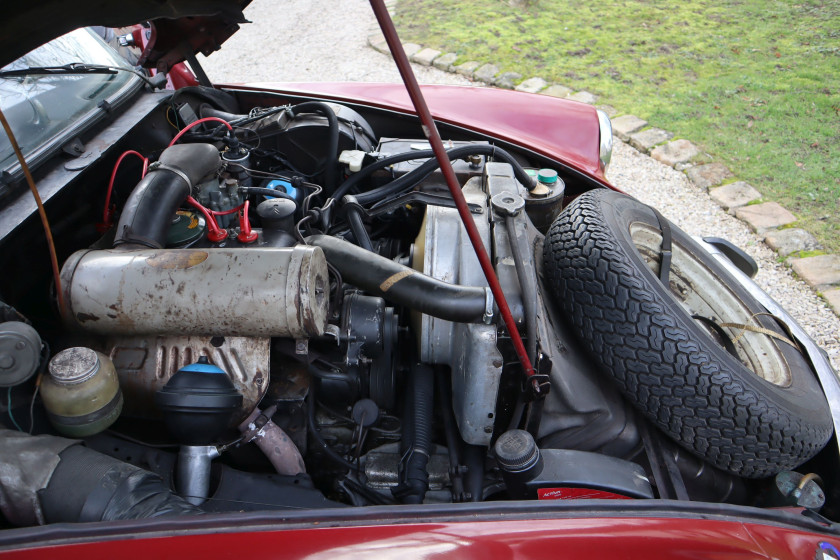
[364,3,840,318]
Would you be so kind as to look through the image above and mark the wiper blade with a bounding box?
[0,62,164,90]
[0,63,119,78]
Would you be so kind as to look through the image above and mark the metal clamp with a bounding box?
[148,161,192,190]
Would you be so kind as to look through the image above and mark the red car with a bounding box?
[1,1,839,558]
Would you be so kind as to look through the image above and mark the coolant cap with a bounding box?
[48,347,99,385]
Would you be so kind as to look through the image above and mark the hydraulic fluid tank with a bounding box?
[41,347,123,437]
[60,246,329,338]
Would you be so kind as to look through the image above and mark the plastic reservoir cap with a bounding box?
[176,356,226,375]
[537,169,559,185]
[264,179,296,201]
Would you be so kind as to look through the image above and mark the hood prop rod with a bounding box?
[369,0,538,390]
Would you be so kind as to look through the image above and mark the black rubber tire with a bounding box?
[542,189,832,478]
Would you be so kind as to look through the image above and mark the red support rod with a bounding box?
[369,0,537,384]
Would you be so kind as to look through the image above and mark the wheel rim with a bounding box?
[630,222,792,387]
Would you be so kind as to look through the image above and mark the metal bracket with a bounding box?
[483,287,494,324]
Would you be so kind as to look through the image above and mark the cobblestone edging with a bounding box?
[365,1,840,317]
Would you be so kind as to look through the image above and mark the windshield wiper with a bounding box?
[0,63,120,78]
[0,63,164,89]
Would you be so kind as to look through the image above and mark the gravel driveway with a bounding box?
[201,0,839,370]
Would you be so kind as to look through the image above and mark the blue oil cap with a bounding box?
[264,179,297,201]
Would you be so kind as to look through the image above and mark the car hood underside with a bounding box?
[1,0,250,70]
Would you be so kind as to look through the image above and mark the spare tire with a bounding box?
[543,189,832,478]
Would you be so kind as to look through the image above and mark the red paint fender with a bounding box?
[1,516,838,559]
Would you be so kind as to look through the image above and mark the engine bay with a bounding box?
[1,85,838,527]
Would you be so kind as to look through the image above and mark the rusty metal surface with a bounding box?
[60,246,329,338]
[99,335,269,422]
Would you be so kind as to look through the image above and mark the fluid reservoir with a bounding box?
[60,246,329,338]
[523,167,565,232]
[41,347,123,437]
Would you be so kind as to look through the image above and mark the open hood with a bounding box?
[1,0,250,70]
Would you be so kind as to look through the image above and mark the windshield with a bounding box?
[0,28,138,177]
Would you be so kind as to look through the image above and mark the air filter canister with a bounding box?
[41,347,123,437]
[60,246,329,338]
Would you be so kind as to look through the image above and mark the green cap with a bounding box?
[537,168,558,184]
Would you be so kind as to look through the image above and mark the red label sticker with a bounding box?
[537,488,632,500]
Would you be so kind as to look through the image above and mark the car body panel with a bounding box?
[1,515,838,559]
[224,82,608,183]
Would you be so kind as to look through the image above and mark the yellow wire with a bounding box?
[166,106,179,130]
[0,107,65,314]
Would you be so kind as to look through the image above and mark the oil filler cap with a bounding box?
[495,429,541,473]
[155,356,242,445]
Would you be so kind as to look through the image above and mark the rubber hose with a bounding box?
[332,149,435,200]
[343,196,374,251]
[291,102,339,194]
[350,145,536,206]
[113,144,220,249]
[392,363,433,504]
[241,187,296,202]
[308,235,489,323]
[40,444,201,523]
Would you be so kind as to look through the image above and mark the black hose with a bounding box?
[240,187,296,202]
[332,148,435,200]
[339,145,536,206]
[505,215,538,365]
[308,235,489,323]
[113,144,220,249]
[392,363,433,504]
[291,102,339,194]
[40,444,200,523]
[343,196,374,251]
[436,368,465,502]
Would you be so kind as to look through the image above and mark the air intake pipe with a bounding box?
[0,429,199,526]
[113,143,220,249]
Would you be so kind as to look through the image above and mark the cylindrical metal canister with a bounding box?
[0,322,42,387]
[60,246,329,338]
[41,347,123,437]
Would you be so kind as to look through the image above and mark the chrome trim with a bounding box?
[596,109,613,173]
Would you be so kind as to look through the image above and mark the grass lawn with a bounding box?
[394,0,840,253]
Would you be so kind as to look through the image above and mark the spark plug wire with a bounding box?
[99,150,148,232]
[186,196,228,242]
